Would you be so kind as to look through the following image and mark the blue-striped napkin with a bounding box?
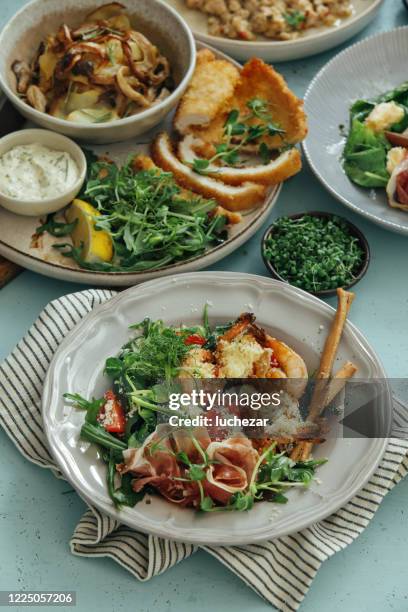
[1,289,407,612]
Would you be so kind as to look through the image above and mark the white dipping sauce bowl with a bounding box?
[0,128,86,217]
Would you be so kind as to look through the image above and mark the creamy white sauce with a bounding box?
[0,143,78,200]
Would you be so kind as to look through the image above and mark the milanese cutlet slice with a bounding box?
[234,58,308,147]
[174,48,240,135]
[191,58,308,150]
[178,135,302,186]
[152,133,266,211]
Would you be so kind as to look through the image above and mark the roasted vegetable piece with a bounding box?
[98,390,126,433]
[12,60,31,94]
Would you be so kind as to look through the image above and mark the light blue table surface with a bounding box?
[1,1,407,611]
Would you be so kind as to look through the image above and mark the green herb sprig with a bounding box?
[284,11,306,30]
[192,97,286,174]
[36,214,77,237]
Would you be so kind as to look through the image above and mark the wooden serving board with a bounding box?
[0,255,22,288]
[0,97,25,288]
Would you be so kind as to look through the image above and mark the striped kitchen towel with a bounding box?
[1,289,407,612]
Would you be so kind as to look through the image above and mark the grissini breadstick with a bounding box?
[291,288,355,461]
[307,288,355,422]
[315,289,355,378]
[325,361,358,407]
[291,361,358,461]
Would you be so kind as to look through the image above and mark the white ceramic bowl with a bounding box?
[0,129,86,216]
[163,0,384,62]
[0,0,196,144]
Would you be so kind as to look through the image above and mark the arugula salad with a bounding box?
[36,151,232,273]
[64,308,326,513]
[343,81,408,211]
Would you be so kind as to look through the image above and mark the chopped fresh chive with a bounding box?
[263,215,364,293]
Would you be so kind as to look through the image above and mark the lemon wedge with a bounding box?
[65,198,113,264]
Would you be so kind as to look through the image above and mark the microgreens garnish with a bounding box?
[191,97,286,174]
[51,159,226,272]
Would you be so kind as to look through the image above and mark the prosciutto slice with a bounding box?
[386,156,408,211]
[120,426,183,496]
[120,427,260,508]
[172,426,211,463]
[396,169,408,206]
[120,426,202,506]
[204,435,259,504]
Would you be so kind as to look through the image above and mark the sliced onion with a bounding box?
[116,66,150,106]
[69,42,106,57]
[56,24,72,45]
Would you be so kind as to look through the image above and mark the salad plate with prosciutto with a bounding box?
[42,272,388,545]
[343,82,408,212]
[303,26,408,235]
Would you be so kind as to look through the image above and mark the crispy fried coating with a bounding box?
[178,135,302,186]
[191,58,308,150]
[131,154,158,172]
[152,132,266,211]
[174,48,240,135]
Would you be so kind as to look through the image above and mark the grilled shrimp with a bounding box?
[263,335,308,398]
[218,312,255,343]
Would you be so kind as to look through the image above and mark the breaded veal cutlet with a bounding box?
[174,48,240,135]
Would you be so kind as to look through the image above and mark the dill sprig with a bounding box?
[123,318,191,383]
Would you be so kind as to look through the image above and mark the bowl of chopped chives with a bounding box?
[261,211,370,297]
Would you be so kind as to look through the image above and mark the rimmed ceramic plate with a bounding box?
[303,26,408,236]
[0,44,281,287]
[42,271,389,546]
[163,0,383,62]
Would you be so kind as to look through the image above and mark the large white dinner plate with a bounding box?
[163,0,383,62]
[0,44,280,287]
[303,26,408,235]
[42,272,388,546]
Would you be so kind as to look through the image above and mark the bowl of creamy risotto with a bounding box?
[0,129,86,216]
[164,0,384,61]
[185,0,354,41]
